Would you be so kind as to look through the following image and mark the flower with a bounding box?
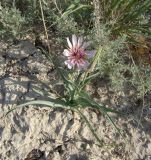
[63,35,96,70]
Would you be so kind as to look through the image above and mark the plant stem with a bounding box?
[39,0,52,60]
[81,46,102,88]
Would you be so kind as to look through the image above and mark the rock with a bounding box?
[76,142,87,150]
[67,154,78,160]
[67,154,88,160]
[0,56,6,73]
[47,151,61,160]
[6,40,37,59]
[24,149,44,160]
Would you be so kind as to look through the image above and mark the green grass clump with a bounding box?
[91,25,151,97]
[0,4,25,39]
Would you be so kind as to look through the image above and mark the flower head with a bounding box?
[63,35,96,70]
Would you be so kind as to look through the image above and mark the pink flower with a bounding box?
[63,35,96,70]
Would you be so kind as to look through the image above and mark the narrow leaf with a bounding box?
[5,99,69,116]
[76,109,104,147]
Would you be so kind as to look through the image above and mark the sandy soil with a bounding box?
[0,40,151,160]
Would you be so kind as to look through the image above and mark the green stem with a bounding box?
[77,46,102,94]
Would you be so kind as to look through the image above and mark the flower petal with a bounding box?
[86,50,96,58]
[72,34,77,47]
[65,60,73,69]
[77,60,89,70]
[63,49,71,57]
[81,41,91,49]
[67,37,72,48]
[77,36,83,47]
[82,61,89,69]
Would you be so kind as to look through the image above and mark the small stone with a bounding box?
[76,142,87,150]
[53,152,61,160]
[67,154,88,160]
[24,149,44,160]
[67,154,77,160]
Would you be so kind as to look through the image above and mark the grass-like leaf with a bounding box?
[5,99,70,116]
[77,91,125,138]
[76,108,104,147]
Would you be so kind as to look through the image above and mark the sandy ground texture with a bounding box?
[0,40,151,160]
